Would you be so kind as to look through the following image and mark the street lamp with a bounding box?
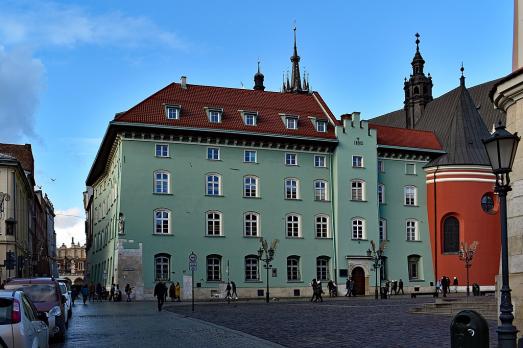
[483,121,520,347]
[257,237,278,303]
[367,240,386,300]
[458,241,478,297]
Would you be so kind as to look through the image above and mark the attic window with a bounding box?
[165,105,180,120]
[285,117,298,130]
[205,108,223,123]
[316,120,327,132]
[244,113,257,126]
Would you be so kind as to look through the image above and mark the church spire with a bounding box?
[459,63,466,87]
[253,60,265,91]
[284,25,309,93]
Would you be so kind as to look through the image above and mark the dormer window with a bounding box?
[245,113,257,126]
[165,105,180,120]
[285,117,298,130]
[316,120,327,132]
[205,108,223,123]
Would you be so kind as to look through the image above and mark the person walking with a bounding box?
[316,281,324,302]
[310,279,318,302]
[225,282,232,303]
[89,283,95,302]
[398,279,404,295]
[175,282,181,302]
[81,284,89,305]
[154,281,167,311]
[350,278,356,297]
[231,281,238,300]
[442,276,448,297]
[96,283,103,302]
[109,284,115,301]
[453,277,459,293]
[169,282,176,302]
[125,284,132,302]
[345,278,351,297]
[327,280,334,297]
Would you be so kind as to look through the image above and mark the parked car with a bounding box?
[56,279,72,318]
[57,283,70,326]
[0,290,49,348]
[4,278,67,341]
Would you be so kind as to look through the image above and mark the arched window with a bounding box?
[414,86,420,95]
[351,218,365,240]
[206,173,222,196]
[351,180,365,201]
[154,209,171,234]
[285,178,299,199]
[443,216,460,253]
[404,186,417,206]
[206,255,222,281]
[244,212,259,237]
[245,255,259,281]
[244,176,259,197]
[408,254,421,280]
[287,256,301,281]
[314,180,328,201]
[286,214,301,237]
[316,256,330,281]
[154,170,170,194]
[206,211,222,236]
[154,253,170,281]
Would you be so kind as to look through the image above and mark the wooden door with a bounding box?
[352,267,365,295]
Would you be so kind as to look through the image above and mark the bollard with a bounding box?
[450,310,489,348]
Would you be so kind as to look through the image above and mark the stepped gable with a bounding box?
[114,82,337,139]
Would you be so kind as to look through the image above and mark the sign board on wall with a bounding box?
[182,275,192,300]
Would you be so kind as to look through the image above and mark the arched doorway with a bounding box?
[351,267,365,295]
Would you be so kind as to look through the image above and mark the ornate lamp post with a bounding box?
[458,241,478,297]
[367,240,386,300]
[483,122,520,347]
[257,238,278,304]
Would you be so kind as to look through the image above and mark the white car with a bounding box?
[57,283,71,327]
[0,290,49,348]
[56,279,72,319]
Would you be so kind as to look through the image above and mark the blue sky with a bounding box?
[0,0,513,245]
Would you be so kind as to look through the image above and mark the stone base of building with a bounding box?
[496,272,523,340]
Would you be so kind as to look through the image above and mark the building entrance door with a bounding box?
[351,267,365,295]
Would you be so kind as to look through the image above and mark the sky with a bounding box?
[0,0,513,246]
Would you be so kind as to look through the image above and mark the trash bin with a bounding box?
[450,310,489,348]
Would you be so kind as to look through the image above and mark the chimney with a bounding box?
[180,76,187,89]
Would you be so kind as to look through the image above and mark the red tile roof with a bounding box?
[114,83,337,139]
[0,143,34,173]
[369,123,443,151]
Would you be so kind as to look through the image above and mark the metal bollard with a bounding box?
[450,310,489,348]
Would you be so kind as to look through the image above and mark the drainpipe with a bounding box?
[329,152,338,286]
[433,166,439,284]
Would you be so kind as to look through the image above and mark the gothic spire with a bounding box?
[460,63,465,87]
[411,32,425,75]
[283,25,309,93]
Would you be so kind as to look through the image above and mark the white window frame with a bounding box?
[377,160,385,172]
[207,255,222,281]
[316,257,330,281]
[404,186,417,206]
[244,150,257,163]
[154,209,171,235]
[154,171,170,194]
[406,219,419,241]
[405,163,416,175]
[314,155,327,168]
[315,214,330,238]
[314,180,328,201]
[351,180,365,201]
[316,120,327,132]
[378,184,385,204]
[285,178,299,200]
[206,174,222,196]
[245,256,259,281]
[352,155,364,168]
[209,110,222,123]
[155,144,169,158]
[244,113,257,126]
[285,117,298,129]
[351,218,366,240]
[243,176,259,198]
[206,211,223,236]
[207,147,220,160]
[244,212,259,237]
[285,153,298,166]
[165,106,180,120]
[379,218,387,240]
[286,214,301,238]
[155,254,170,280]
[408,255,420,280]
[287,256,301,281]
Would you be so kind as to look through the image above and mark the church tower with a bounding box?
[404,33,433,128]
[283,26,310,94]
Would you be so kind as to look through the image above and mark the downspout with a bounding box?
[329,152,338,286]
[433,166,439,283]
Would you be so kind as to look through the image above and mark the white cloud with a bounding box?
[0,46,44,142]
[55,207,85,247]
[0,2,186,50]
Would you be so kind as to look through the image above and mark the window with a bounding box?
[287,256,301,281]
[285,178,299,199]
[244,212,259,237]
[207,255,222,281]
[379,219,387,240]
[316,256,330,281]
[443,216,460,253]
[285,117,298,129]
[378,184,385,204]
[404,186,417,206]
[245,256,259,281]
[244,113,257,126]
[285,153,298,166]
[154,210,170,234]
[316,120,327,132]
[155,254,170,280]
[206,211,222,236]
[286,214,301,237]
[155,144,169,158]
[209,110,222,123]
[154,171,170,194]
[481,193,495,213]
[408,255,420,280]
[351,180,365,201]
[165,106,180,120]
[244,150,257,163]
[314,180,328,201]
[244,176,258,197]
[405,163,416,175]
[377,160,384,172]
[352,155,363,168]
[352,218,365,240]
[207,147,220,160]
[314,155,326,168]
[406,219,419,241]
[315,215,329,238]
[206,174,221,196]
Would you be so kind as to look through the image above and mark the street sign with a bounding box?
[189,263,197,272]
[188,252,197,263]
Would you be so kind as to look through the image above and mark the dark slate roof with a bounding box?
[370,79,505,166]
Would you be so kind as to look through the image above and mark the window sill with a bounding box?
[352,166,365,169]
[314,166,328,169]
[206,235,225,238]
[315,237,333,240]
[244,235,260,238]
[405,173,417,176]
[404,205,419,207]
[243,161,258,164]
[206,194,225,198]
[350,200,367,202]
[409,279,425,282]
[155,156,171,159]
[153,193,173,196]
[206,280,223,283]
[207,159,222,161]
[285,198,302,201]
[245,280,263,283]
[351,238,368,241]
[285,164,299,167]
[243,196,261,199]
[286,236,304,239]
[406,240,422,242]
[314,199,331,203]
[287,280,304,283]
[152,233,173,236]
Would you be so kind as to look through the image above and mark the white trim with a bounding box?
[243,211,260,237]
[377,157,429,163]
[424,165,494,172]
[426,171,495,178]
[284,177,300,200]
[206,210,223,236]
[286,213,302,237]
[154,143,170,158]
[285,152,298,166]
[426,178,497,184]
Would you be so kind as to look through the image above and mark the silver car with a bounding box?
[0,290,49,348]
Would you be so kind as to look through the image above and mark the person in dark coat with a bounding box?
[315,281,324,302]
[327,280,334,297]
[398,279,404,295]
[442,276,448,297]
[81,284,89,305]
[231,281,238,300]
[350,278,356,297]
[154,281,167,311]
[225,282,232,303]
[310,279,318,302]
[345,278,351,297]
[453,277,459,293]
[169,282,176,302]
[96,283,103,302]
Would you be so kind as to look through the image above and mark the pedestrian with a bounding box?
[81,284,89,305]
[442,276,448,297]
[231,281,238,300]
[345,278,351,297]
[225,282,232,303]
[109,284,115,301]
[175,282,181,302]
[327,280,334,297]
[169,282,176,302]
[89,283,95,302]
[453,277,459,293]
[154,281,167,311]
[310,279,318,302]
[71,286,78,305]
[125,284,132,302]
[316,281,324,302]
[392,280,398,295]
[350,278,356,297]
[436,279,441,295]
[398,279,404,295]
[96,283,103,302]
[116,284,122,302]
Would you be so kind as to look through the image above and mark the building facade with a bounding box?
[57,239,87,284]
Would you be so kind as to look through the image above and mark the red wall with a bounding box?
[426,169,500,285]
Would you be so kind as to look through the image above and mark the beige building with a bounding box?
[57,238,87,285]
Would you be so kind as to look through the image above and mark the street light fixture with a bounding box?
[458,241,478,297]
[256,237,278,303]
[483,121,520,347]
[367,240,386,300]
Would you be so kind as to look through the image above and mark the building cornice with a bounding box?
[491,69,523,111]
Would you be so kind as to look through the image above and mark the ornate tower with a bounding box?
[283,27,309,94]
[253,61,265,91]
[404,33,433,128]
